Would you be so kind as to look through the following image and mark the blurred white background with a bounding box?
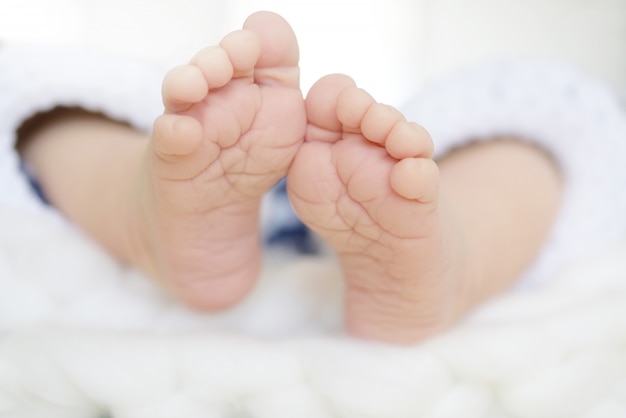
[1,0,625,105]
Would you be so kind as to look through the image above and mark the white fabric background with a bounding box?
[1,0,625,106]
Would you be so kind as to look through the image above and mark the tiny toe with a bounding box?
[162,65,208,113]
[305,74,357,142]
[336,87,375,133]
[153,114,203,160]
[361,103,406,145]
[219,29,261,78]
[386,122,434,160]
[191,46,234,89]
[390,158,439,202]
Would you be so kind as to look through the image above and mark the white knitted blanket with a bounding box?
[2,45,626,418]
[1,200,626,418]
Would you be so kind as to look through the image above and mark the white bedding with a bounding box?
[1,2,626,414]
[1,201,626,418]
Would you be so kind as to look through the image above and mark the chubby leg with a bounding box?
[19,12,306,310]
[288,74,561,344]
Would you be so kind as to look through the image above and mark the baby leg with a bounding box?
[288,74,562,343]
[19,12,306,310]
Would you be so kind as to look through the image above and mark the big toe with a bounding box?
[305,74,363,142]
[244,11,300,87]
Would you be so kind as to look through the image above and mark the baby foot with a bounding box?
[288,74,469,343]
[132,12,306,310]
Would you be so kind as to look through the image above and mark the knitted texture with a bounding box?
[0,202,625,418]
[1,45,626,418]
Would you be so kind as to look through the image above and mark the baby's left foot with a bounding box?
[288,75,472,343]
[131,12,306,310]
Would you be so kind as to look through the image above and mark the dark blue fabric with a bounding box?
[20,160,49,205]
[266,219,317,254]
[264,178,318,254]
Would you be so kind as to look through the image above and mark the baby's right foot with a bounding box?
[130,12,306,309]
[288,75,472,343]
